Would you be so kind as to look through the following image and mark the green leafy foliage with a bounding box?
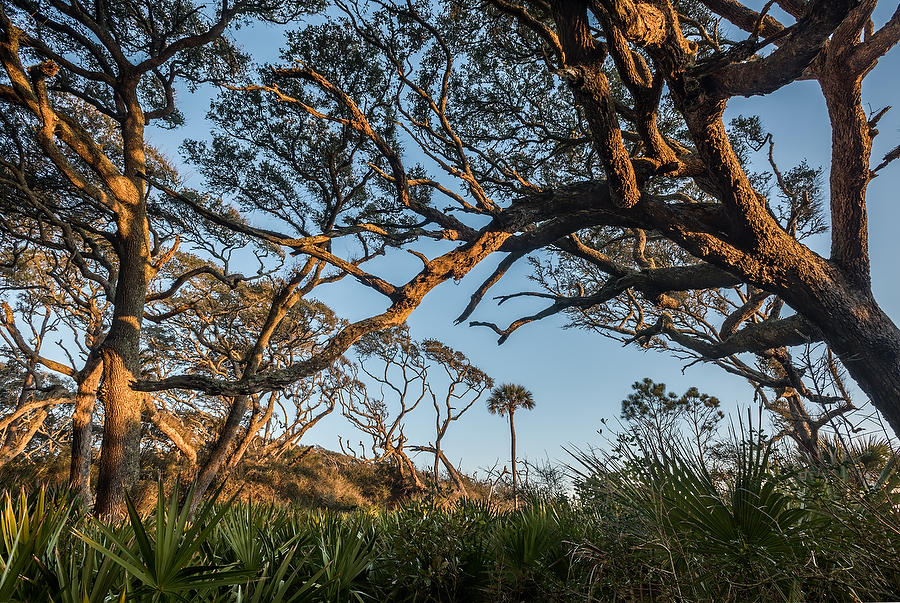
[2,442,900,602]
[0,486,73,601]
[571,420,900,601]
[372,498,496,600]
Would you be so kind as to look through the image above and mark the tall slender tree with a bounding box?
[487,383,535,506]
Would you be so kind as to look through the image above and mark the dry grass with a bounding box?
[0,445,498,511]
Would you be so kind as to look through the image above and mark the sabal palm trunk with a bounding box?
[510,411,517,508]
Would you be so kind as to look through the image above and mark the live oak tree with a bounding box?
[0,107,211,502]
[0,0,318,515]
[144,267,343,501]
[5,0,900,512]
[0,100,268,511]
[459,0,900,442]
[0,160,110,504]
[137,0,900,453]
[0,168,348,506]
[1,134,343,509]
[295,3,899,432]
[0,189,269,504]
[0,0,394,516]
[0,105,117,503]
[532,114,859,455]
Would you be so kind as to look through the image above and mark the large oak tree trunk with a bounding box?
[94,101,150,517]
[94,345,144,517]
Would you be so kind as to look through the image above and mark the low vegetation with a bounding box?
[0,445,494,513]
[3,425,899,602]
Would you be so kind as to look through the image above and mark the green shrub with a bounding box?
[571,426,900,601]
[371,498,497,601]
[75,483,252,601]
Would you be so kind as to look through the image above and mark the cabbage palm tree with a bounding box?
[487,383,535,506]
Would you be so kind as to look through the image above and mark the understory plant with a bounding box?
[571,423,900,601]
[1,427,899,602]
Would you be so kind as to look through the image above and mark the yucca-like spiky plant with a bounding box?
[571,422,816,600]
[75,482,252,601]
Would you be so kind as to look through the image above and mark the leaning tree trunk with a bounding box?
[433,436,442,492]
[0,361,35,456]
[438,450,468,496]
[191,270,314,505]
[801,285,900,439]
[410,444,468,495]
[225,394,275,471]
[0,410,47,466]
[69,353,102,506]
[0,362,48,468]
[192,394,250,506]
[403,454,424,490]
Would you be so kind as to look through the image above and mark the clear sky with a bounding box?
[147,2,900,479]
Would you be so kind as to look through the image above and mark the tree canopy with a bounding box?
[2,0,900,514]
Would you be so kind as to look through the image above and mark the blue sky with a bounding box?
[148,2,900,477]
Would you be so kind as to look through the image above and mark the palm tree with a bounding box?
[487,383,535,506]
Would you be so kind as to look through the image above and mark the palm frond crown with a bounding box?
[486,383,535,416]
